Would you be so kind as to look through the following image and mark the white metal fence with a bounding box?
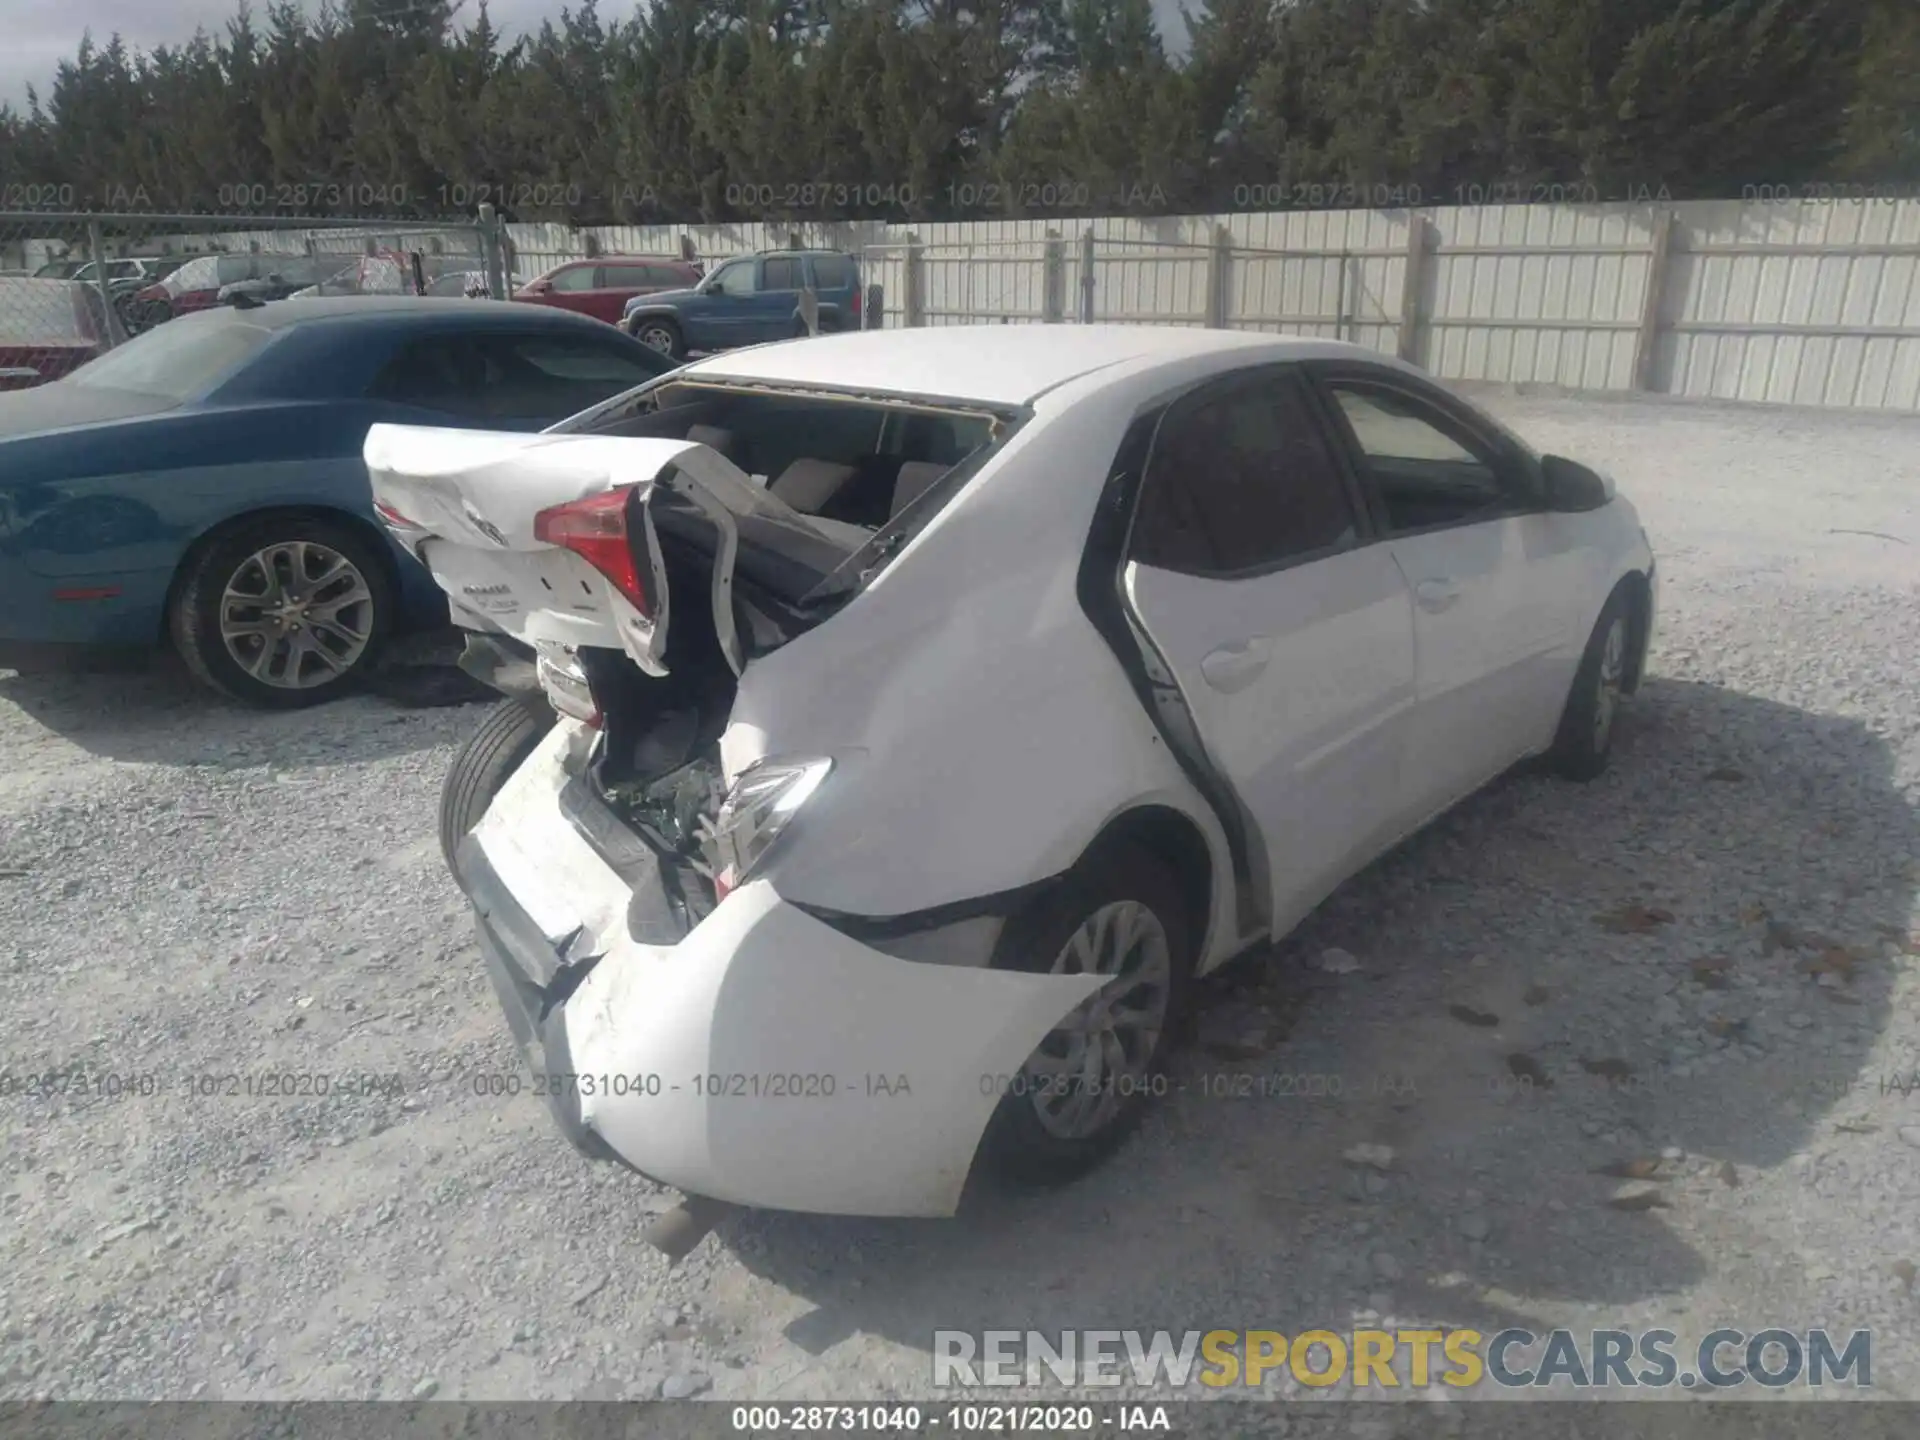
[506,201,1920,412]
[6,201,1917,411]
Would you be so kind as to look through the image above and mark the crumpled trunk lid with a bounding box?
[364,423,852,677]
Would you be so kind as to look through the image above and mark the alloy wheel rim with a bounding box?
[218,541,374,689]
[1023,900,1173,1140]
[639,326,675,354]
[1593,617,1626,748]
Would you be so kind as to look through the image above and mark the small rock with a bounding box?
[1606,1182,1669,1212]
[1371,1252,1402,1281]
[1896,1127,1920,1151]
[1363,1172,1388,1197]
[213,1264,239,1294]
[1459,1214,1490,1242]
[410,1379,439,1401]
[295,995,315,1009]
[1660,1146,1684,1161]
[1447,1004,1499,1028]
[1318,947,1361,974]
[1342,1143,1395,1171]
[660,1371,711,1400]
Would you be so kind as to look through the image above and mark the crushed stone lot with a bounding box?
[1,390,1917,1408]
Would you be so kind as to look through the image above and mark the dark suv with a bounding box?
[620,250,862,358]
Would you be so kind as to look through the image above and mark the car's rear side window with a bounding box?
[1132,369,1358,576]
[809,255,854,289]
[68,316,275,399]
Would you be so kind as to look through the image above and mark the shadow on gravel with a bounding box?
[0,630,494,771]
[722,676,1917,1369]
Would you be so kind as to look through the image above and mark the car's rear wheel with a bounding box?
[439,696,556,875]
[1547,586,1634,781]
[981,846,1193,1184]
[170,515,395,709]
[632,318,683,359]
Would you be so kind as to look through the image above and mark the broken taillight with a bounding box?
[532,489,650,616]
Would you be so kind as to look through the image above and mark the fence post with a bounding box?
[1335,253,1352,341]
[1079,229,1096,323]
[86,219,115,349]
[1397,214,1429,363]
[1633,210,1676,392]
[478,203,506,301]
[904,233,925,327]
[1205,224,1233,328]
[1042,230,1065,322]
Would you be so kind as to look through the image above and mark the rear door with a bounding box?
[1122,365,1418,934]
[1308,364,1579,822]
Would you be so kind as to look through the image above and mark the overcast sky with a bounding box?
[2,0,1192,112]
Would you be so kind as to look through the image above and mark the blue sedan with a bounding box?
[0,297,673,706]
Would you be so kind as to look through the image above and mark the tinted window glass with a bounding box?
[599,264,655,289]
[485,336,669,418]
[809,254,854,289]
[710,261,756,296]
[760,257,802,290]
[1327,383,1509,532]
[546,265,596,292]
[69,314,275,399]
[1133,372,1357,575]
[369,338,494,417]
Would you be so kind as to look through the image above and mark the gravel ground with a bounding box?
[1,390,1917,1412]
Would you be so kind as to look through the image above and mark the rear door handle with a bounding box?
[1414,579,1461,614]
[1200,637,1272,693]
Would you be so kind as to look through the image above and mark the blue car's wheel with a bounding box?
[631,317,683,359]
[170,515,395,708]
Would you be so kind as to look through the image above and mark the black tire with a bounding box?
[439,696,556,875]
[1547,586,1634,782]
[980,845,1195,1185]
[171,514,396,708]
[631,317,683,360]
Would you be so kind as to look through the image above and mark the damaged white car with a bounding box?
[366,326,1656,1222]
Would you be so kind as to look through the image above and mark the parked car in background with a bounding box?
[620,249,862,358]
[369,324,1655,1219]
[515,256,703,326]
[0,278,128,390]
[0,297,676,705]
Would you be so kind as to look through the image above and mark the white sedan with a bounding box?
[365,325,1656,1221]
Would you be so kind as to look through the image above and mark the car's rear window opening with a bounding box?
[577,379,1004,535]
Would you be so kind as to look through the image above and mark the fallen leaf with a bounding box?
[1705,1017,1747,1040]
[1816,821,1843,838]
[1594,1157,1662,1179]
[1606,1182,1669,1211]
[1717,1160,1741,1188]
[1448,1004,1500,1028]
[1594,904,1676,935]
[1580,1057,1636,1082]
[1834,1120,1878,1134]
[1737,903,1768,925]
[1822,989,1862,1006]
[1705,767,1746,782]
[1894,1260,1917,1290]
[1522,984,1552,1006]
[1506,1052,1553,1089]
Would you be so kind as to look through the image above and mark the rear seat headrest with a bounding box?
[769,458,858,514]
[889,460,951,519]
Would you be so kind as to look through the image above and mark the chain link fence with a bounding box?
[0,211,501,389]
